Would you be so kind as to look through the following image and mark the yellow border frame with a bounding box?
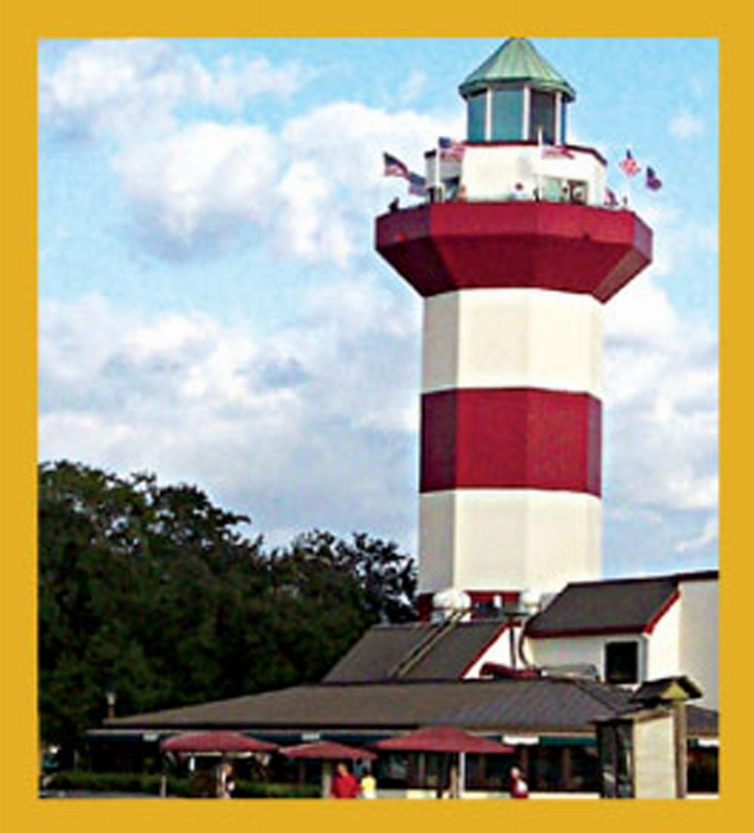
[1,0,742,830]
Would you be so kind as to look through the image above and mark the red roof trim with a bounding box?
[526,625,646,639]
[643,590,680,634]
[458,622,511,679]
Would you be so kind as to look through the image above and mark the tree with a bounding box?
[38,461,417,762]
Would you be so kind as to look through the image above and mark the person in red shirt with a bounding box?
[331,762,362,798]
[330,763,361,798]
[508,766,529,798]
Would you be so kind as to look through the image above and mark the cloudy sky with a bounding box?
[38,37,718,577]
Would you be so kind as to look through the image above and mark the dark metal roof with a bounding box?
[103,678,717,739]
[525,576,680,637]
[323,620,505,683]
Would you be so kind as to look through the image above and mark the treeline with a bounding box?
[39,461,417,760]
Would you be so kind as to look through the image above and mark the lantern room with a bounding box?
[459,37,575,145]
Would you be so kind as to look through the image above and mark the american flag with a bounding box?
[439,137,466,162]
[541,144,574,159]
[383,152,410,179]
[618,149,641,177]
[646,166,662,191]
[408,172,427,196]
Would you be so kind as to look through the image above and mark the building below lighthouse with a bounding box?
[89,39,718,797]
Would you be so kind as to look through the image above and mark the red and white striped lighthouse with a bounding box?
[376,39,652,618]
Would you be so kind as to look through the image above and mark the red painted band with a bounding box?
[375,201,652,302]
[420,388,601,495]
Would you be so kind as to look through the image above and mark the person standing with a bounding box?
[508,766,529,799]
[360,768,377,799]
[331,762,362,798]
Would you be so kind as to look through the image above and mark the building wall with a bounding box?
[678,578,718,709]
[461,626,516,678]
[449,145,606,205]
[524,633,632,677]
[645,597,681,681]
[633,715,676,798]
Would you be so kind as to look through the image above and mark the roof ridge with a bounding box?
[568,678,629,712]
[564,569,718,589]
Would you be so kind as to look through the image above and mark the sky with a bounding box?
[37,37,718,578]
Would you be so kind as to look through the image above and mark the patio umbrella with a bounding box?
[373,726,514,798]
[160,730,278,754]
[282,741,376,797]
[372,725,514,755]
[159,731,279,797]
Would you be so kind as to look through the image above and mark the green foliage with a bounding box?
[38,460,416,759]
[45,770,319,798]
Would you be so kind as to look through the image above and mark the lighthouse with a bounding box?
[376,38,653,619]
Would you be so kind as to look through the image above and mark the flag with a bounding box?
[646,166,662,191]
[408,172,427,196]
[604,187,618,207]
[618,149,641,177]
[384,152,410,179]
[439,137,466,162]
[541,144,574,159]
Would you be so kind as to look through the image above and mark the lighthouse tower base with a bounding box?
[420,489,601,597]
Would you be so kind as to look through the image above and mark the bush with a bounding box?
[45,770,320,798]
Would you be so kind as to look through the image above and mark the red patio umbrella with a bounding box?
[282,741,375,797]
[372,725,514,755]
[282,741,376,761]
[160,730,278,754]
[372,726,515,798]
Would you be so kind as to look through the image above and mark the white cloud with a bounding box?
[106,98,454,263]
[39,290,421,547]
[40,39,311,139]
[113,121,279,256]
[675,516,718,553]
[604,274,718,516]
[41,41,460,267]
[669,110,704,139]
[396,69,428,106]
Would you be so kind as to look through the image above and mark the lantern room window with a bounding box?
[491,88,524,141]
[467,92,487,142]
[530,89,557,144]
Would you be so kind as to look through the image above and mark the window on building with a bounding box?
[467,92,487,142]
[604,641,639,684]
[491,88,523,141]
[529,89,556,144]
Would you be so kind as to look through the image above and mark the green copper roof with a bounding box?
[459,38,575,101]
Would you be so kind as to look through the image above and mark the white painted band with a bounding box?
[422,288,603,396]
[418,488,601,596]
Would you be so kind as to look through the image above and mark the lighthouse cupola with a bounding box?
[459,37,575,145]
